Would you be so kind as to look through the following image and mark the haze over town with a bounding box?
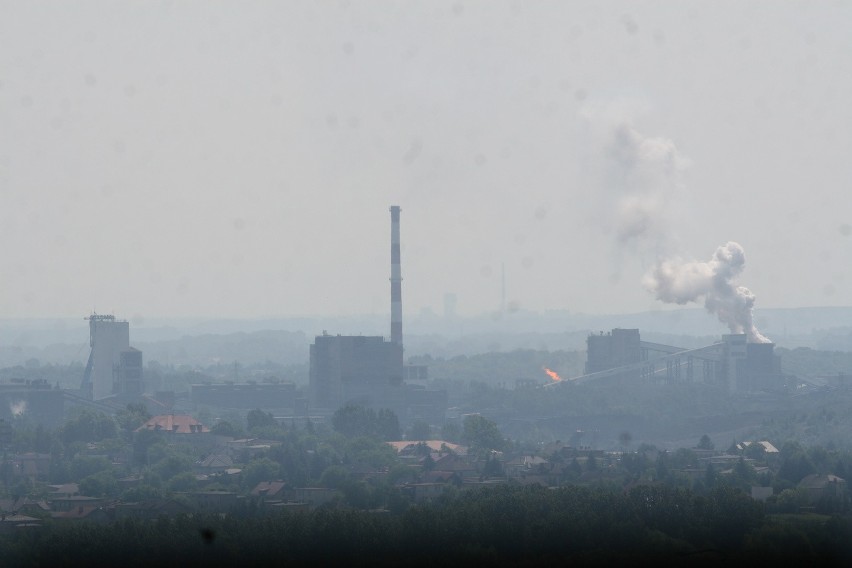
[2,1,851,322]
[3,3,852,564]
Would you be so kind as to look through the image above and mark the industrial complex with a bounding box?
[306,206,448,425]
[0,313,154,426]
[552,328,783,393]
[0,205,788,432]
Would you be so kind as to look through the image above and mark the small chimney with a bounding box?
[390,206,403,348]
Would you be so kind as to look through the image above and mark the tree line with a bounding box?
[3,484,851,565]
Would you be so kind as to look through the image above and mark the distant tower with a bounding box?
[113,347,144,396]
[501,262,506,314]
[390,206,403,348]
[443,293,457,319]
[81,314,130,400]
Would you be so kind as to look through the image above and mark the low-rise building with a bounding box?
[136,414,210,435]
[51,505,111,523]
[403,482,449,503]
[135,415,214,449]
[0,513,42,533]
[798,474,847,508]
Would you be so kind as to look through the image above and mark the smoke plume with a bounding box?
[583,104,769,343]
[644,242,770,343]
[10,399,27,416]
[606,123,689,246]
[581,103,690,251]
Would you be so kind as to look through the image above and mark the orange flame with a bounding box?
[543,367,562,382]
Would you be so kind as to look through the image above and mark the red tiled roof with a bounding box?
[135,415,209,434]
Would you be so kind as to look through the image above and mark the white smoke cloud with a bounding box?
[581,104,690,251]
[10,400,27,416]
[607,123,689,245]
[581,102,769,343]
[644,242,770,343]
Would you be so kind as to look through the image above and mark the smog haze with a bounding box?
[2,1,850,321]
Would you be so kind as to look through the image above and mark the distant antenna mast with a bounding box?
[390,206,403,347]
[501,262,506,314]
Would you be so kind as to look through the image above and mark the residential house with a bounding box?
[48,483,79,498]
[0,513,42,534]
[505,455,549,479]
[251,480,289,503]
[136,414,210,434]
[346,462,388,482]
[387,440,467,456]
[195,454,234,475]
[736,441,780,455]
[135,415,213,448]
[51,505,111,524]
[798,474,847,509]
[403,482,449,503]
[49,496,106,513]
[226,438,280,461]
[0,497,50,518]
[430,454,478,480]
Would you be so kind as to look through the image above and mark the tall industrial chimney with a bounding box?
[390,206,403,347]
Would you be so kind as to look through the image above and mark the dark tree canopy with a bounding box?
[247,408,277,431]
[61,409,117,444]
[462,414,505,452]
[332,404,400,441]
[210,420,244,438]
[698,434,715,450]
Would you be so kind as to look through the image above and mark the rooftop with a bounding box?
[135,415,209,434]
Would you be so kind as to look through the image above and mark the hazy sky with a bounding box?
[2,1,850,320]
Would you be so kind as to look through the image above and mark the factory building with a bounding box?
[309,334,404,411]
[404,384,448,425]
[82,314,129,400]
[113,348,144,396]
[722,334,782,393]
[579,328,783,393]
[585,329,642,375]
[308,206,446,425]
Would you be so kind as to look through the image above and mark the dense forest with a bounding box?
[2,484,851,566]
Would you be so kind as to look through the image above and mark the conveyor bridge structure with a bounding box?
[544,341,727,388]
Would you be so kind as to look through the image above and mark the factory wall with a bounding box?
[585,328,642,378]
[309,334,404,411]
[114,348,144,396]
[191,382,297,410]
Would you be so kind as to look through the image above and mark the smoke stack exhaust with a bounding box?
[390,206,403,347]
